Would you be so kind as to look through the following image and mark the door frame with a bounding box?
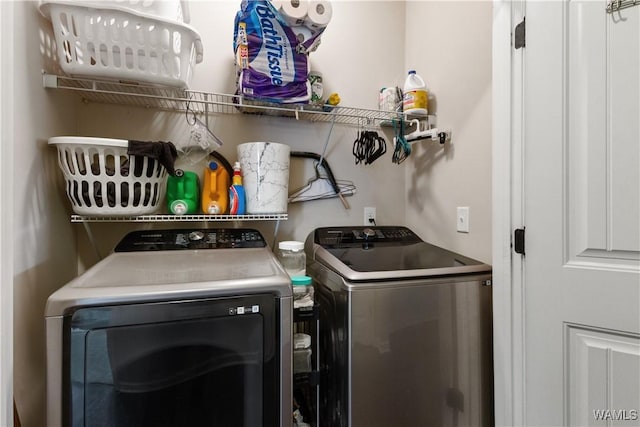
[0,1,14,425]
[492,0,526,425]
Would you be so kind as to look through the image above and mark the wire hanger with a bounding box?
[288,174,356,204]
[288,152,355,208]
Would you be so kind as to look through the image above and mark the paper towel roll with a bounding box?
[304,0,332,30]
[292,25,313,44]
[280,0,308,26]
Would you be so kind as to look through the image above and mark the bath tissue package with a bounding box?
[233,0,329,103]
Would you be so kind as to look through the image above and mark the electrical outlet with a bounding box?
[364,207,377,226]
[457,207,470,233]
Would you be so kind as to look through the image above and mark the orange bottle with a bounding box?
[201,161,230,214]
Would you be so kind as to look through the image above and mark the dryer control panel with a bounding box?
[114,229,266,252]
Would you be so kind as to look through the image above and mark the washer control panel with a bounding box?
[114,229,266,252]
[314,226,422,247]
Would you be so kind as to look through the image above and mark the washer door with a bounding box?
[64,294,280,427]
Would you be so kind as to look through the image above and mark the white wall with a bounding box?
[11,3,78,426]
[8,1,494,424]
[405,1,493,263]
[75,0,408,261]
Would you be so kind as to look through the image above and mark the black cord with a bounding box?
[290,151,341,195]
[185,93,197,126]
[209,151,234,177]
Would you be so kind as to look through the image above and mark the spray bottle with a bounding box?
[201,161,230,214]
[229,162,246,215]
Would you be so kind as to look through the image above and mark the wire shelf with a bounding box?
[71,214,289,222]
[71,214,288,223]
[43,74,402,127]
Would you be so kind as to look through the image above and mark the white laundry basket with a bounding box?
[39,1,203,88]
[49,137,168,216]
[55,0,192,24]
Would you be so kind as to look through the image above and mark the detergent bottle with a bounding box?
[403,70,428,117]
[166,169,200,215]
[229,162,246,215]
[201,161,230,214]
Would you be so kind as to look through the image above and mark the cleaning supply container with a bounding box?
[277,241,306,277]
[291,275,314,309]
[379,86,402,113]
[201,161,230,214]
[293,333,312,373]
[166,169,199,214]
[49,136,168,216]
[403,70,428,117]
[309,71,324,105]
[229,162,246,215]
[237,142,290,214]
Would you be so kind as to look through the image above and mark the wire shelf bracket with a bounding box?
[607,0,640,12]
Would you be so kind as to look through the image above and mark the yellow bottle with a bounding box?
[201,161,230,214]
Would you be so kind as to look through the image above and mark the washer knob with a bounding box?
[189,231,205,241]
[363,228,376,240]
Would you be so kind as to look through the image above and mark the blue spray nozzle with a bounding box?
[208,161,219,170]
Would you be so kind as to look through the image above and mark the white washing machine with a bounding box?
[45,228,292,427]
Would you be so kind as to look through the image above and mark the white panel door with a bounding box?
[522,0,640,425]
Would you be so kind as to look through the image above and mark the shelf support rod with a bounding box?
[81,222,103,261]
[204,93,209,128]
[272,219,282,251]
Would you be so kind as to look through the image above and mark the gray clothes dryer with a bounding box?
[45,228,292,427]
[305,226,493,427]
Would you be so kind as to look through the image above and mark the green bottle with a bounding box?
[166,169,199,215]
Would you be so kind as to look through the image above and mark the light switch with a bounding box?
[457,207,470,233]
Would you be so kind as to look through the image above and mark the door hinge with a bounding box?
[514,17,526,49]
[514,228,525,255]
